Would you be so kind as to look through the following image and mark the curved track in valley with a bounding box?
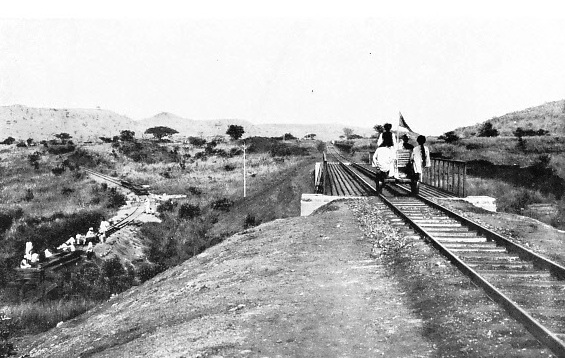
[326,145,565,357]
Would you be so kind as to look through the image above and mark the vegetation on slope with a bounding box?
[0,134,320,349]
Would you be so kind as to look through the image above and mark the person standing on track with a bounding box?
[400,134,414,150]
[376,123,397,149]
[410,135,431,195]
[372,146,394,194]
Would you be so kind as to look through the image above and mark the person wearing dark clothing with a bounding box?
[377,123,397,148]
[400,134,414,150]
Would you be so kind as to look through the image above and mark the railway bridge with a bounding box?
[303,145,565,357]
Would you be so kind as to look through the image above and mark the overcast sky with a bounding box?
[1,1,565,135]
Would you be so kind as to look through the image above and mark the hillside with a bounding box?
[17,202,433,357]
[138,112,374,141]
[453,99,565,137]
[0,105,140,141]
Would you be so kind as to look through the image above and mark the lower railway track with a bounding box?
[14,170,148,297]
[325,145,565,356]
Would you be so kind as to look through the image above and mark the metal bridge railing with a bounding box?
[423,158,467,197]
[366,151,467,197]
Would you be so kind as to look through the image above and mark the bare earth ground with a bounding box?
[19,202,434,358]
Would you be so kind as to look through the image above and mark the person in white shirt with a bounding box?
[20,258,31,269]
[98,220,110,243]
[410,135,431,195]
[76,233,86,245]
[85,227,96,243]
[372,146,395,194]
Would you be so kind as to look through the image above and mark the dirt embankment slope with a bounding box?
[20,201,433,358]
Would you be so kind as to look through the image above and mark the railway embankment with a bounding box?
[16,197,565,357]
[19,199,434,357]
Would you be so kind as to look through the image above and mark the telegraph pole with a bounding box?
[242,141,247,198]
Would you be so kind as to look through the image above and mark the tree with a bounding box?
[283,133,296,140]
[438,131,460,143]
[226,125,245,140]
[2,137,15,145]
[373,124,384,134]
[477,122,499,137]
[145,126,179,141]
[343,128,354,139]
[54,133,72,143]
[513,127,525,138]
[26,138,34,146]
[120,130,135,142]
[304,133,316,140]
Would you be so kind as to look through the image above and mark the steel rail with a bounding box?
[378,193,565,357]
[327,146,565,356]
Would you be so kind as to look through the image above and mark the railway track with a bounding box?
[15,170,149,292]
[327,146,565,356]
[84,168,150,195]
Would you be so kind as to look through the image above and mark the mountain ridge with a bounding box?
[0,105,374,142]
[453,99,565,137]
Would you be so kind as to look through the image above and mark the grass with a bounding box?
[0,137,320,346]
[2,299,98,335]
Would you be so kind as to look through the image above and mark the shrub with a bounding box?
[107,187,126,208]
[243,214,260,229]
[47,144,76,155]
[157,200,177,213]
[136,262,156,283]
[211,198,234,212]
[61,187,74,195]
[118,140,177,164]
[0,208,24,236]
[16,141,27,148]
[188,137,207,147]
[120,130,135,142]
[178,203,201,219]
[27,152,41,165]
[187,186,202,196]
[23,189,34,202]
[224,164,236,171]
[438,131,460,143]
[51,166,65,176]
[2,137,15,145]
[211,149,229,158]
[99,137,113,143]
[193,152,208,161]
[269,143,309,157]
[0,312,16,357]
[477,122,499,137]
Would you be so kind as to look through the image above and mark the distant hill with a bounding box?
[453,100,565,137]
[0,105,140,141]
[0,105,375,142]
[138,113,374,141]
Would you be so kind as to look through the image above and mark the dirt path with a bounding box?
[21,201,433,357]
